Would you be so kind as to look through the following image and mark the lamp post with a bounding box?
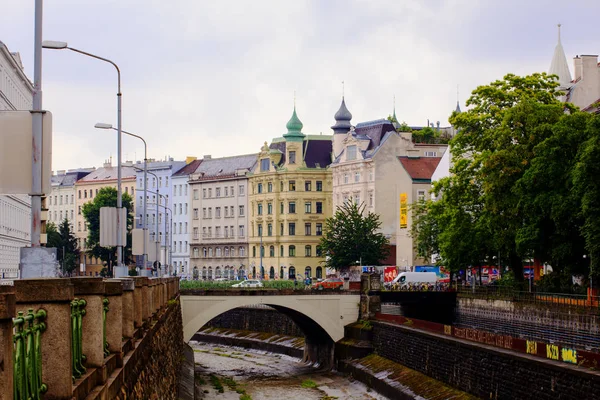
[43,40,124,270]
[96,124,147,272]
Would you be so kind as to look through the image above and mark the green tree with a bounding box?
[82,187,133,276]
[319,202,389,270]
[46,219,80,276]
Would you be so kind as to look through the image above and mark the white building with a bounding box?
[47,169,94,230]
[171,158,202,277]
[0,41,34,279]
[188,154,257,280]
[133,158,185,271]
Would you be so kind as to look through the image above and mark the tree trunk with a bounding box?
[509,251,524,282]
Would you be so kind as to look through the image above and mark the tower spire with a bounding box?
[548,23,572,88]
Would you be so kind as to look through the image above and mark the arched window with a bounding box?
[269,266,275,279]
[202,267,207,280]
[260,246,265,257]
[269,246,275,257]
[230,247,235,256]
[207,267,213,280]
[260,266,265,279]
[289,266,296,279]
[305,266,312,278]
[193,247,199,258]
[203,247,207,257]
[289,245,296,257]
[208,248,213,257]
[216,247,222,257]
[316,266,323,279]
[238,267,245,280]
[225,247,230,257]
[193,266,199,280]
[252,266,257,279]
[252,246,256,257]
[239,247,245,256]
[215,267,221,278]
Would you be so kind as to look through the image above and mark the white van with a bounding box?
[387,272,437,288]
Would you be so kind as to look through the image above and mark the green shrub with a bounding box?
[301,379,318,389]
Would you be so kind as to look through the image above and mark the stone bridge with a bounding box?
[180,290,360,367]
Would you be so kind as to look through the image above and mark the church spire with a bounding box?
[549,23,572,88]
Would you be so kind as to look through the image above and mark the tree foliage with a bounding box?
[46,219,80,276]
[412,72,600,285]
[82,187,133,274]
[319,202,389,270]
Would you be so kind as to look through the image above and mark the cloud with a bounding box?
[1,0,599,171]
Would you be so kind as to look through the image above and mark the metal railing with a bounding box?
[13,308,47,399]
[102,298,110,357]
[71,299,87,380]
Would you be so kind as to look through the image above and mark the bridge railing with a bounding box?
[0,276,180,400]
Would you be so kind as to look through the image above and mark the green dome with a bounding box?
[284,106,305,140]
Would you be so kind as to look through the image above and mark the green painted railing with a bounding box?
[102,298,110,357]
[13,308,47,400]
[71,299,87,380]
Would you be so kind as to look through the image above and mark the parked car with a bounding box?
[214,277,228,282]
[311,278,343,291]
[231,279,263,288]
[385,272,437,289]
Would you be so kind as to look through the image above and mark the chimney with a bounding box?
[582,55,599,81]
[203,155,212,160]
[103,159,112,168]
[574,56,583,81]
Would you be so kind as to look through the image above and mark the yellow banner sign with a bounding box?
[400,193,408,229]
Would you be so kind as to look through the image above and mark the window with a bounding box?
[347,145,357,160]
[78,206,81,215]
[267,223,272,236]
[424,151,437,157]
[316,181,323,191]
[280,245,284,256]
[253,246,256,257]
[208,188,212,197]
[343,174,349,184]
[289,151,296,164]
[225,186,228,197]
[354,193,360,205]
[239,225,245,237]
[49,196,52,205]
[316,223,323,236]
[316,246,323,257]
[216,226,221,237]
[239,205,245,216]
[208,248,213,257]
[267,182,273,192]
[216,207,221,218]
[78,190,81,199]
[305,181,311,191]
[78,221,81,232]
[194,248,200,257]
[369,171,374,181]
[304,202,312,214]
[225,247,229,256]
[289,180,296,191]
[185,204,188,215]
[216,188,221,197]
[316,202,323,214]
[289,245,296,257]
[208,208,212,218]
[280,223,284,236]
[257,183,263,194]
[194,227,199,239]
[239,185,244,196]
[195,208,200,219]
[159,177,162,187]
[288,223,295,236]
[305,223,311,236]
[202,189,206,198]
[289,202,296,214]
[224,226,229,238]
[230,206,234,217]
[280,202,284,214]
[269,245,275,257]
[59,195,63,205]
[280,181,284,192]
[230,186,234,196]
[417,190,426,202]
[369,192,374,207]
[260,158,270,172]
[257,203,263,215]
[216,247,221,257]
[193,189,199,200]
[305,245,312,257]
[267,203,273,215]
[84,190,87,199]
[225,207,229,217]
[354,171,360,182]
[258,224,263,236]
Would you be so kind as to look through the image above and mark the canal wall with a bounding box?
[205,305,305,337]
[372,319,600,400]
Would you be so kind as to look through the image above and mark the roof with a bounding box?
[52,170,93,187]
[354,119,396,151]
[267,136,333,169]
[77,165,137,184]
[191,154,257,179]
[173,159,202,177]
[548,25,572,88]
[398,156,442,182]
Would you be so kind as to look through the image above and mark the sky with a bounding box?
[2,0,599,171]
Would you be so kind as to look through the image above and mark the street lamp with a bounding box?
[95,123,148,273]
[43,40,125,271]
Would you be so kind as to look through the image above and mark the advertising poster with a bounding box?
[415,265,450,282]
[384,267,398,283]
[400,193,408,229]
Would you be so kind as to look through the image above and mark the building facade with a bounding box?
[329,98,447,269]
[74,160,137,276]
[248,107,333,281]
[0,41,33,279]
[188,154,257,280]
[171,158,202,277]
[47,169,94,230]
[132,158,185,271]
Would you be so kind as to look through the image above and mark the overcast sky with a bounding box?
[2,0,599,171]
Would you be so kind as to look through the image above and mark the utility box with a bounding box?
[0,111,52,194]
[99,207,127,247]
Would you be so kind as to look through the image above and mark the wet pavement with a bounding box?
[190,340,389,400]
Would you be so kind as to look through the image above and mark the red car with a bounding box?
[311,278,343,291]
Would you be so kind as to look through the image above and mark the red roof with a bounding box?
[173,159,202,177]
[398,156,442,181]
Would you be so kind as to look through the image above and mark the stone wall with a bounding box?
[205,306,305,337]
[372,321,600,400]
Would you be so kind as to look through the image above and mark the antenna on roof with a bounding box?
[558,23,561,42]
[294,90,296,108]
[456,84,459,103]
[342,81,345,98]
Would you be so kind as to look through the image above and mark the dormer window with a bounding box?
[289,151,296,164]
[346,145,357,160]
[260,158,270,172]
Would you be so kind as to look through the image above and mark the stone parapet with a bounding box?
[0,288,15,400]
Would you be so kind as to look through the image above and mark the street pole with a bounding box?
[31,0,43,247]
[260,230,263,280]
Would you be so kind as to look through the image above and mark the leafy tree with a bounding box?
[319,202,389,270]
[82,187,133,276]
[46,219,80,276]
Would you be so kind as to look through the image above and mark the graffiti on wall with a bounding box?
[453,327,513,349]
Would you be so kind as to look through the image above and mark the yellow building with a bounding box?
[74,160,137,276]
[248,106,333,281]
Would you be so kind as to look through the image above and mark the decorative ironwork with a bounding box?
[71,299,87,380]
[102,298,110,357]
[13,308,48,399]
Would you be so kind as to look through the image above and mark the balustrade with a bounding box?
[13,308,47,400]
[70,299,87,380]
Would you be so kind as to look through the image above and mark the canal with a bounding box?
[190,340,389,400]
